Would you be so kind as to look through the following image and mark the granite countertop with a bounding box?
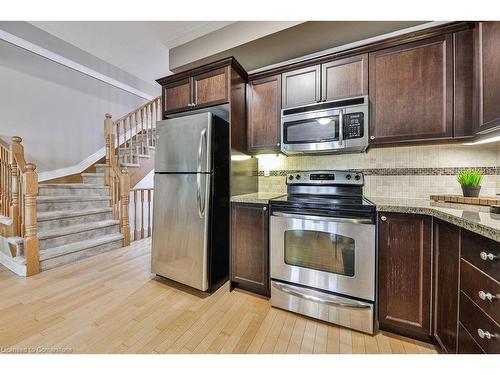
[230,192,285,204]
[369,197,500,242]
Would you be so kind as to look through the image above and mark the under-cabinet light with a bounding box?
[231,154,252,161]
[464,134,500,145]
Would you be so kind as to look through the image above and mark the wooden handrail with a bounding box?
[104,114,130,246]
[131,188,153,241]
[104,96,160,246]
[0,136,39,275]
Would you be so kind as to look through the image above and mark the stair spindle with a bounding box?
[147,189,152,238]
[134,189,138,241]
[140,189,145,239]
[140,107,145,155]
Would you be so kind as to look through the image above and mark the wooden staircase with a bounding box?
[0,97,160,276]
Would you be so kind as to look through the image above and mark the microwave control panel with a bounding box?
[343,112,364,139]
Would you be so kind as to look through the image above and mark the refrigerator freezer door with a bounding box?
[155,113,212,173]
[151,173,211,291]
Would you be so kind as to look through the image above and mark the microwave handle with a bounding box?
[338,109,344,146]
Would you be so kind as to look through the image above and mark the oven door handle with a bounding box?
[272,211,373,224]
[272,281,371,309]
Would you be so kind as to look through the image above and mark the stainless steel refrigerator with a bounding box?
[151,112,229,292]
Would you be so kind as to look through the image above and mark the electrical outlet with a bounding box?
[264,170,270,177]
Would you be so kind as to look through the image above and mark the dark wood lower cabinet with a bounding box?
[230,202,270,297]
[458,323,485,353]
[378,212,432,342]
[433,219,461,353]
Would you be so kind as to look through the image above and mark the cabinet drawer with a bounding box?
[459,292,500,353]
[458,323,485,354]
[460,259,500,323]
[461,230,499,280]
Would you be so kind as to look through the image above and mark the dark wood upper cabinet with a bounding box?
[157,58,248,152]
[230,202,270,296]
[282,65,321,108]
[378,212,432,342]
[247,75,282,153]
[193,67,229,108]
[433,219,461,354]
[163,78,193,114]
[474,21,500,132]
[453,29,474,138]
[321,54,368,101]
[369,35,453,144]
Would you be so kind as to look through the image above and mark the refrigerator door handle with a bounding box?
[197,128,207,218]
[196,174,203,218]
[197,128,207,173]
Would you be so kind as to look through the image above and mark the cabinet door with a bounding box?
[474,22,500,132]
[433,219,460,354]
[230,203,269,296]
[282,65,321,108]
[193,67,229,108]
[454,29,474,138]
[378,212,432,341]
[163,78,193,114]
[369,35,453,144]
[321,54,368,101]
[247,75,282,153]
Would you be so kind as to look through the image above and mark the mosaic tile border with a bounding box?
[258,166,500,177]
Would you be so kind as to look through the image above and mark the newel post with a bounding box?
[23,163,40,276]
[9,136,22,236]
[104,113,114,186]
[120,168,131,246]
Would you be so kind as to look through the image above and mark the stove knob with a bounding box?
[296,174,301,180]
[355,175,361,181]
[345,174,352,180]
[288,175,294,181]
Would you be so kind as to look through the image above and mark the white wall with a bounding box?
[0,39,146,172]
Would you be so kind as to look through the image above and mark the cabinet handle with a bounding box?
[262,206,267,211]
[380,215,387,221]
[477,328,494,340]
[370,136,375,140]
[480,251,497,261]
[478,290,496,302]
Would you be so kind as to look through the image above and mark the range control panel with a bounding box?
[344,112,364,139]
[286,170,364,186]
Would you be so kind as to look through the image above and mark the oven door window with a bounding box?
[284,230,355,276]
[283,116,339,144]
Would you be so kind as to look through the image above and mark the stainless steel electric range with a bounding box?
[269,170,376,334]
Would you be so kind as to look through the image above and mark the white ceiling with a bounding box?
[29,21,234,83]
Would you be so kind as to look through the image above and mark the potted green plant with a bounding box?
[456,169,483,197]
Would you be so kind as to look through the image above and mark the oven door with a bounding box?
[270,212,375,301]
[281,109,343,153]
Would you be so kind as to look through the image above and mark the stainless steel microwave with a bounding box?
[280,95,369,155]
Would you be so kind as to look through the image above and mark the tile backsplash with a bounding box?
[257,143,500,198]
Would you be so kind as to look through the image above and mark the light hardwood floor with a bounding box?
[0,239,438,354]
